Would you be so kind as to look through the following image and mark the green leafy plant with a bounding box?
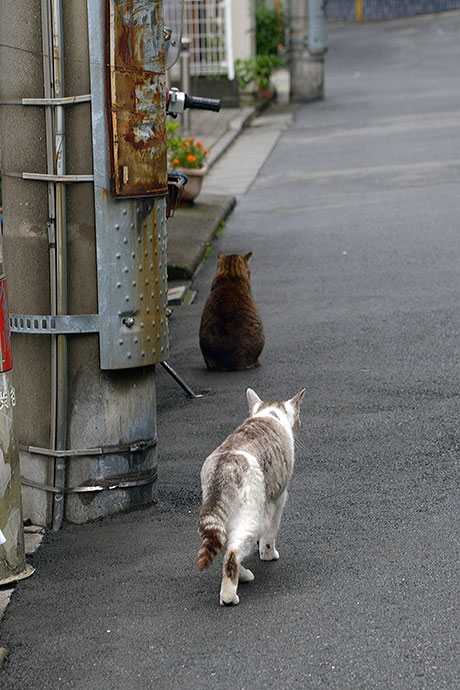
[235,54,282,92]
[166,120,210,170]
[255,0,286,56]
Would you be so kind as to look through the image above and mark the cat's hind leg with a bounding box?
[220,549,240,606]
[220,548,255,605]
[259,489,288,561]
[220,513,259,605]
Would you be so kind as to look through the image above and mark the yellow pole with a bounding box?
[356,0,363,22]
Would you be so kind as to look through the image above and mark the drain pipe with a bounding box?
[40,0,58,527]
[51,0,68,531]
[41,0,68,531]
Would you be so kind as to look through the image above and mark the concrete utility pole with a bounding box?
[0,0,168,527]
[289,0,328,101]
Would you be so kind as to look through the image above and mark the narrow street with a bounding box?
[1,13,460,689]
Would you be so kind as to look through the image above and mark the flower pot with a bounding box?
[174,166,208,204]
[257,87,274,101]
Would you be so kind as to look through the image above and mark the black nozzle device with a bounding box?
[184,95,221,112]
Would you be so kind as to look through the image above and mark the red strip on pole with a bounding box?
[0,280,13,373]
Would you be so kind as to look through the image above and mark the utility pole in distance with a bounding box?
[289,0,328,101]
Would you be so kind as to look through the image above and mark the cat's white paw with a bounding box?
[220,578,239,605]
[238,566,255,582]
[220,593,240,606]
[259,543,280,561]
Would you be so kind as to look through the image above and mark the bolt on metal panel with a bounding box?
[88,0,169,370]
[106,0,168,198]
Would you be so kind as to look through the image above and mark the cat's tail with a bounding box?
[196,498,227,572]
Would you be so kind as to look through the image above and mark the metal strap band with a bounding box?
[0,95,91,106]
[21,467,157,494]
[22,95,91,106]
[0,171,94,182]
[10,313,99,334]
[22,172,94,183]
[19,437,157,459]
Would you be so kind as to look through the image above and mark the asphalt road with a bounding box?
[2,13,460,689]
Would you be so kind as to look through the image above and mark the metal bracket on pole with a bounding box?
[1,172,94,183]
[22,95,91,106]
[0,94,91,106]
[10,313,99,335]
[19,436,157,458]
[22,467,158,494]
[22,173,94,183]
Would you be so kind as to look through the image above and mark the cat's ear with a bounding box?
[244,252,253,263]
[247,387,261,413]
[289,389,305,409]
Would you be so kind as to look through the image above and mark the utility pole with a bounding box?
[0,1,168,526]
[289,0,328,101]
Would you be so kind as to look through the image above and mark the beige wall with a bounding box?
[231,0,256,62]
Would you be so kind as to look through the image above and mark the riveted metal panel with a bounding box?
[88,0,169,369]
[105,0,168,198]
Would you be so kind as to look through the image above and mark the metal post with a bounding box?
[0,238,34,585]
[180,37,191,135]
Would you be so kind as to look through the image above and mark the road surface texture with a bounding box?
[1,13,460,689]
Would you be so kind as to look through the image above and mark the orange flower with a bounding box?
[182,141,189,147]
[189,136,195,141]
[184,149,190,153]
[203,148,210,154]
[173,158,180,164]
[196,141,203,147]
[187,155,196,163]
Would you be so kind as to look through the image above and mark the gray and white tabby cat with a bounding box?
[197,387,305,605]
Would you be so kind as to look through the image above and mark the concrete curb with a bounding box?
[167,194,236,280]
[206,106,255,169]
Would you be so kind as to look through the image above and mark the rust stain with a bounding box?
[105,0,167,199]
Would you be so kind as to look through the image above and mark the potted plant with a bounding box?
[235,54,282,100]
[167,121,210,204]
[235,0,286,102]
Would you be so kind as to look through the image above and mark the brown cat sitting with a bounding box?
[199,252,265,371]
